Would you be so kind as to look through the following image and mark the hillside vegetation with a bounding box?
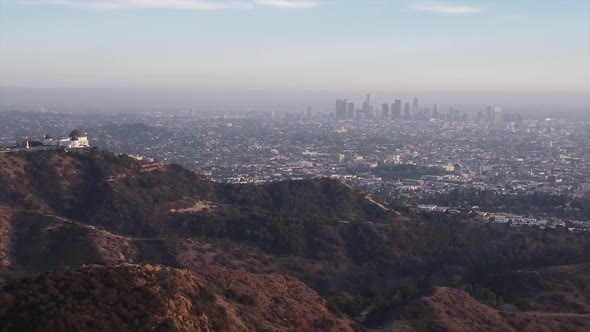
[0,264,361,332]
[1,149,590,330]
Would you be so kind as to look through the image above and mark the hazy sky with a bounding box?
[0,0,589,113]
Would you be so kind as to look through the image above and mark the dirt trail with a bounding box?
[522,312,590,318]
[21,209,166,242]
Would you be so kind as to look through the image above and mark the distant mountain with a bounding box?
[1,149,590,330]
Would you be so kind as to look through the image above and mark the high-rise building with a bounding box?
[335,99,345,120]
[433,104,440,119]
[486,106,493,124]
[412,97,419,117]
[454,109,461,122]
[404,102,411,119]
[362,93,372,118]
[476,112,484,124]
[356,109,364,121]
[346,101,355,119]
[492,107,502,124]
[335,99,348,120]
[381,103,390,119]
[392,99,402,119]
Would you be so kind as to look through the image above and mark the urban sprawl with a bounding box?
[1,96,589,231]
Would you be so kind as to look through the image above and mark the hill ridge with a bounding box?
[0,263,362,331]
[1,148,590,330]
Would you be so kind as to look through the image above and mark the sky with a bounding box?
[0,0,589,111]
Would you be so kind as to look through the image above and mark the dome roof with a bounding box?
[69,129,86,138]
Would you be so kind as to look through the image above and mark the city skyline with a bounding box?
[1,86,589,117]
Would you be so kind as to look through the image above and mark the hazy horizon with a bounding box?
[1,0,589,106]
[0,86,589,117]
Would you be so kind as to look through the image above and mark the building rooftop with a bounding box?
[69,129,86,138]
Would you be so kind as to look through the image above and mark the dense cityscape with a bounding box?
[2,96,589,230]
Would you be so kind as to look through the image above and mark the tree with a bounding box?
[333,292,365,318]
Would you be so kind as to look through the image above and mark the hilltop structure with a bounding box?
[42,129,90,149]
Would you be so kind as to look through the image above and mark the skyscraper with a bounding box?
[392,99,402,119]
[356,109,364,121]
[404,102,411,119]
[433,104,440,119]
[335,99,347,120]
[362,93,372,118]
[492,107,503,124]
[381,103,390,119]
[412,97,419,118]
[486,106,493,124]
[476,112,484,124]
[346,101,355,120]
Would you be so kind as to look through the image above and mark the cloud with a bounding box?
[24,0,126,10]
[255,0,319,8]
[412,2,482,15]
[23,0,319,10]
[126,0,247,10]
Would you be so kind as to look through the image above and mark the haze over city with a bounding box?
[1,0,589,113]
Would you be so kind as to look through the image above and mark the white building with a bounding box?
[43,129,90,148]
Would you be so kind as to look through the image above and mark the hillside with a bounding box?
[393,287,590,332]
[489,264,590,314]
[396,287,515,331]
[0,149,392,236]
[0,263,361,331]
[1,149,590,330]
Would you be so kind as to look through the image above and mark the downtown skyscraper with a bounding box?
[412,97,419,118]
